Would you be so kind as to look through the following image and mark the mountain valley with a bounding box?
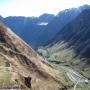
[0,4,90,90]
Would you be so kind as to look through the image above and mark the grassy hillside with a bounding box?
[37,42,90,90]
[0,21,75,90]
[37,42,90,78]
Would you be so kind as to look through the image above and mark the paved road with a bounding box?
[67,70,89,90]
[67,70,88,83]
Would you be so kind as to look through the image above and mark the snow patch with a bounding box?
[37,22,48,26]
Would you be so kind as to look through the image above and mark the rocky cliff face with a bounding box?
[0,21,71,90]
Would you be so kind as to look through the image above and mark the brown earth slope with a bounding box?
[0,21,72,90]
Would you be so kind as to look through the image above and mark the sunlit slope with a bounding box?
[0,21,73,90]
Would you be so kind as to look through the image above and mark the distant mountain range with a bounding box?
[46,9,90,62]
[0,4,90,89]
[37,5,90,79]
[0,4,90,65]
[0,5,90,49]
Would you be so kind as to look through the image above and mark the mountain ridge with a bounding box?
[0,4,90,48]
[37,9,90,80]
[0,21,72,90]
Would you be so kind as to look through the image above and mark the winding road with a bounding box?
[67,70,89,90]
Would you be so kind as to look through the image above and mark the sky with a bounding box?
[0,0,90,17]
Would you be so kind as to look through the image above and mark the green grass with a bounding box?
[37,44,90,78]
[37,43,90,90]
